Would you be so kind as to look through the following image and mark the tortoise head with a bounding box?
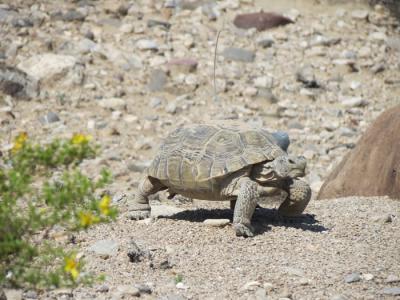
[251,155,307,183]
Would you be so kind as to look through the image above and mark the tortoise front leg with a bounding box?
[230,185,281,210]
[232,177,259,237]
[128,176,165,220]
[278,179,311,216]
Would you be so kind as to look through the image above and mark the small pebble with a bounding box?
[203,219,230,227]
[344,273,361,283]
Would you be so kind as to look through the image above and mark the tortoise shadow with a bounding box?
[160,207,328,235]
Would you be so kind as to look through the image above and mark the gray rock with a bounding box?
[257,37,274,48]
[177,0,203,10]
[57,10,86,22]
[202,2,219,20]
[127,240,147,263]
[23,290,38,299]
[165,102,177,114]
[203,219,230,227]
[96,285,110,293]
[330,295,348,300]
[76,38,98,54]
[11,17,33,28]
[381,287,400,296]
[371,63,385,74]
[134,283,152,294]
[88,239,119,257]
[222,47,255,63]
[147,19,171,30]
[256,88,278,103]
[386,37,400,51]
[128,160,152,173]
[100,44,143,70]
[148,69,167,92]
[149,97,162,108]
[344,272,361,283]
[272,131,290,151]
[0,64,38,98]
[0,8,17,24]
[296,65,319,88]
[115,285,140,297]
[386,274,400,283]
[39,111,60,124]
[98,98,127,110]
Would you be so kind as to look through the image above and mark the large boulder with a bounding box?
[318,105,400,200]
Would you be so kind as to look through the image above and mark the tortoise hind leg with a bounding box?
[128,176,165,220]
[278,179,311,216]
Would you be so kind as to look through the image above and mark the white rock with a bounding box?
[369,32,387,41]
[243,86,258,97]
[120,23,134,33]
[254,76,274,89]
[136,218,153,225]
[18,53,77,81]
[241,281,261,291]
[361,273,374,281]
[351,10,369,20]
[358,46,371,58]
[340,97,367,107]
[124,114,138,123]
[349,81,361,90]
[136,39,158,50]
[176,282,189,290]
[203,219,230,227]
[98,98,127,110]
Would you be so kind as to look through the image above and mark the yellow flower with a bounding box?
[71,133,92,145]
[11,132,28,154]
[79,211,99,228]
[64,255,79,281]
[99,195,111,216]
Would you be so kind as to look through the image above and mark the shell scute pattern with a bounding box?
[147,123,286,184]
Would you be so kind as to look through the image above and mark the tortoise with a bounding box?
[130,122,311,237]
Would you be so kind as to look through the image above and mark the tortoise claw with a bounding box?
[234,223,255,237]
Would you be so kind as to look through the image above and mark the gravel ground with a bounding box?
[67,196,400,300]
[1,0,400,299]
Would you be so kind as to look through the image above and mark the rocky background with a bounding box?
[0,0,399,299]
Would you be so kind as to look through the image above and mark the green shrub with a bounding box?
[0,133,116,288]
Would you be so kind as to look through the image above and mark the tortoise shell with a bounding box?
[147,122,287,186]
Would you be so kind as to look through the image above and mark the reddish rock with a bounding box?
[233,11,293,31]
[167,58,198,74]
[317,105,400,200]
